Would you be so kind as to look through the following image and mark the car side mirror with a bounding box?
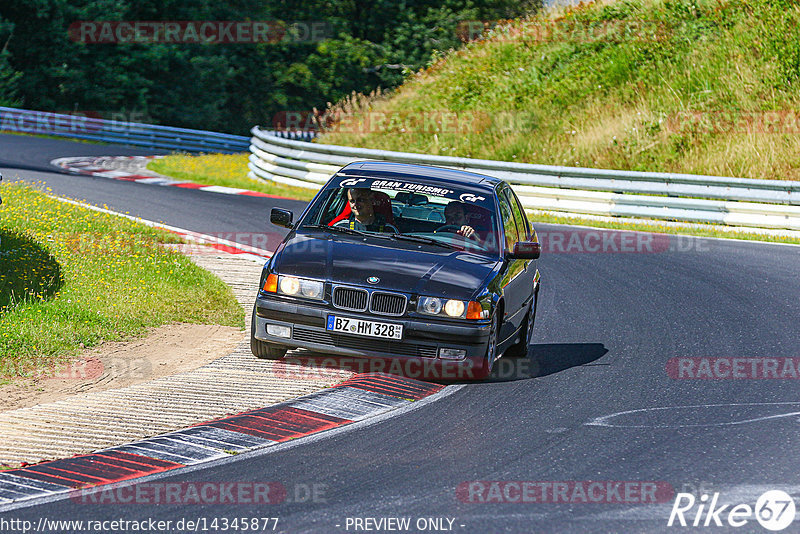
[270,208,293,228]
[508,241,540,260]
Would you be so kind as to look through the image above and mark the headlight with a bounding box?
[280,276,300,295]
[299,278,323,299]
[276,275,324,300]
[444,299,465,317]
[419,296,443,315]
[418,297,469,319]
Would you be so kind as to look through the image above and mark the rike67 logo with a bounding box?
[668,490,796,531]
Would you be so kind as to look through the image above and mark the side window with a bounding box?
[305,189,339,225]
[497,190,519,251]
[504,188,529,240]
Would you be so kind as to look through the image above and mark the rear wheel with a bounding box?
[473,314,498,380]
[507,291,537,358]
[250,307,287,360]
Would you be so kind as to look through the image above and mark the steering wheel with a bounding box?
[434,224,481,243]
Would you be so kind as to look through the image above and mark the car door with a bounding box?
[504,186,538,318]
[496,185,528,345]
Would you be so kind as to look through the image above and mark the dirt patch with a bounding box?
[0,323,243,412]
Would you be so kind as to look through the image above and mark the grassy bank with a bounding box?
[148,153,317,202]
[0,181,243,381]
[318,0,800,181]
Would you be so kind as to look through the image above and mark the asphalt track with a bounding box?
[0,133,307,249]
[1,135,799,532]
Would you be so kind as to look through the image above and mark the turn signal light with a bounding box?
[263,273,278,293]
[466,301,484,320]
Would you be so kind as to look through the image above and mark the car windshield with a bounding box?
[301,177,501,255]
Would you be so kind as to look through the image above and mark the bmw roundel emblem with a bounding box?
[367,276,380,284]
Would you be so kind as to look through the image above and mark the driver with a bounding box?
[443,201,479,240]
[335,188,398,233]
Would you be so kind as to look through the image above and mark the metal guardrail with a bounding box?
[248,126,800,232]
[0,107,251,153]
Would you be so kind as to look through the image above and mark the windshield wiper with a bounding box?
[303,223,368,237]
[304,224,393,239]
[390,233,459,250]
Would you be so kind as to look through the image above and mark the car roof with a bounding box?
[334,161,501,192]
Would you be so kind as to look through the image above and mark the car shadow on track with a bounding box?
[530,342,609,377]
[274,343,608,385]
[483,343,609,383]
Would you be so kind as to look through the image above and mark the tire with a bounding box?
[251,336,287,360]
[506,292,537,358]
[473,314,498,379]
[250,307,287,360]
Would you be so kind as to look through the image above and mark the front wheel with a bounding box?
[251,336,287,360]
[250,307,287,360]
[473,314,498,380]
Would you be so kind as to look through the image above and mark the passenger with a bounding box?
[335,188,398,233]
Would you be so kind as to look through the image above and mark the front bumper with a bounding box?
[254,294,491,379]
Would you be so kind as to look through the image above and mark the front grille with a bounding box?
[292,326,437,358]
[332,287,368,311]
[369,292,406,316]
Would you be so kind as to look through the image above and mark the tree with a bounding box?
[0,0,541,133]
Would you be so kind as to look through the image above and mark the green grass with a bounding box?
[0,181,244,382]
[319,0,800,182]
[148,153,318,202]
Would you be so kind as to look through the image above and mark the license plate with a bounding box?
[326,315,403,340]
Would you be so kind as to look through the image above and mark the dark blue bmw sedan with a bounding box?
[251,161,541,380]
